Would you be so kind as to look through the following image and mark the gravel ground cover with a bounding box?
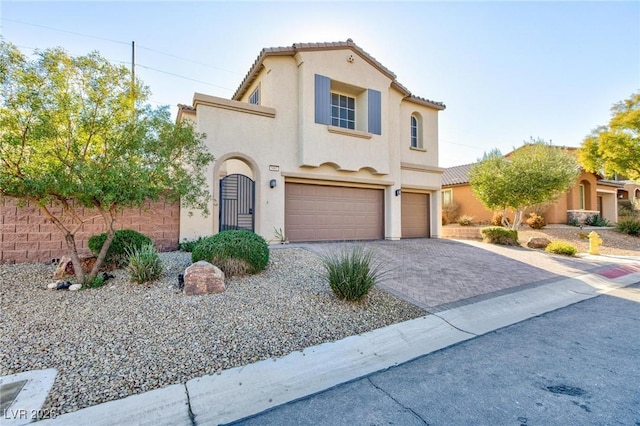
[0,248,425,418]
[517,226,640,257]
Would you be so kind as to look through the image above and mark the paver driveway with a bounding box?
[298,238,614,312]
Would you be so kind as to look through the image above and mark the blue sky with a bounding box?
[1,1,638,167]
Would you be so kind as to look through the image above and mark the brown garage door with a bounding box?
[401,192,430,238]
[285,183,384,242]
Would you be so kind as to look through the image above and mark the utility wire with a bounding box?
[3,18,241,75]
[136,45,241,75]
[2,18,130,45]
[135,64,234,91]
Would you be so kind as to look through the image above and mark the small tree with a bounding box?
[0,41,213,283]
[469,139,579,229]
[578,92,640,180]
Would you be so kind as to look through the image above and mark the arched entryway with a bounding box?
[214,155,260,233]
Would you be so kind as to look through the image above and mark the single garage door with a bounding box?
[401,192,430,238]
[285,183,384,242]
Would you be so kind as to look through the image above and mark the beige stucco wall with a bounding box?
[180,48,443,242]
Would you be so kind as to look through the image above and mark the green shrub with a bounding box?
[480,226,519,246]
[85,274,105,289]
[320,246,384,302]
[179,237,204,252]
[617,219,640,236]
[126,243,163,284]
[88,229,152,267]
[585,214,611,227]
[457,215,474,226]
[567,218,580,227]
[191,230,269,277]
[525,212,546,230]
[545,240,578,256]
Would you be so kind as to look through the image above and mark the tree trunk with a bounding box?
[512,210,524,230]
[63,232,86,284]
[88,208,116,282]
[37,203,87,283]
[501,208,510,228]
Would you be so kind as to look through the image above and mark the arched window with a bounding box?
[410,113,423,148]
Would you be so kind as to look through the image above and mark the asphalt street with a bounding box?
[231,283,640,426]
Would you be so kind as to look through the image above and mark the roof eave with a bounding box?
[232,40,445,109]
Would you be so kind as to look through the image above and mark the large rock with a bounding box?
[527,237,552,249]
[183,261,225,296]
[53,256,97,279]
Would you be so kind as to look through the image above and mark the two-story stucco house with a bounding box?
[178,39,446,243]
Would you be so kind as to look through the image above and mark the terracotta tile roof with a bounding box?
[177,104,196,112]
[442,163,475,186]
[598,179,626,188]
[233,39,445,110]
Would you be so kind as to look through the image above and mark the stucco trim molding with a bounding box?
[402,184,440,192]
[326,126,373,139]
[400,162,445,174]
[282,172,393,187]
[193,93,276,118]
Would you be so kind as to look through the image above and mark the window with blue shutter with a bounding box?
[314,74,331,125]
[368,89,381,135]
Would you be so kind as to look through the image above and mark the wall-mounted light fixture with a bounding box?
[269,179,277,188]
[395,189,402,197]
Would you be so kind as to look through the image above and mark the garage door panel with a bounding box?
[285,183,384,242]
[401,193,430,238]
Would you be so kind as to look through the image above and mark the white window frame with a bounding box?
[330,92,356,130]
[578,184,585,210]
[249,87,260,105]
[442,189,453,206]
[411,115,418,148]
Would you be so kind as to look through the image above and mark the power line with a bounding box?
[135,64,234,91]
[136,45,241,75]
[2,18,130,46]
[3,18,242,75]
[440,139,487,151]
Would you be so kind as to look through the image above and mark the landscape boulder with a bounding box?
[527,237,552,249]
[183,261,225,296]
[53,256,97,279]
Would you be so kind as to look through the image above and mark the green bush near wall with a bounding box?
[191,230,269,277]
[480,226,519,246]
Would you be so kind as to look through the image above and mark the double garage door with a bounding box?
[285,183,430,242]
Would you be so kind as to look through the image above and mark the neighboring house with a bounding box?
[178,39,446,243]
[601,179,640,203]
[441,164,621,225]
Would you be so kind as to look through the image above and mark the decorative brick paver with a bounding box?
[299,239,619,312]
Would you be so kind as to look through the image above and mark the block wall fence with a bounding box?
[1,197,180,264]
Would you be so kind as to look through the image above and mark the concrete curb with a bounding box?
[1,369,57,426]
[37,266,640,426]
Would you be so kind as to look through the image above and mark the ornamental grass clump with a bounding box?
[126,243,163,284]
[191,230,269,278]
[320,245,385,302]
[617,219,640,236]
[545,240,578,256]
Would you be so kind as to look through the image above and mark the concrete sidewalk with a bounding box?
[33,255,640,426]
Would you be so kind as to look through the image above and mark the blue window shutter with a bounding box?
[315,74,331,125]
[368,89,381,135]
